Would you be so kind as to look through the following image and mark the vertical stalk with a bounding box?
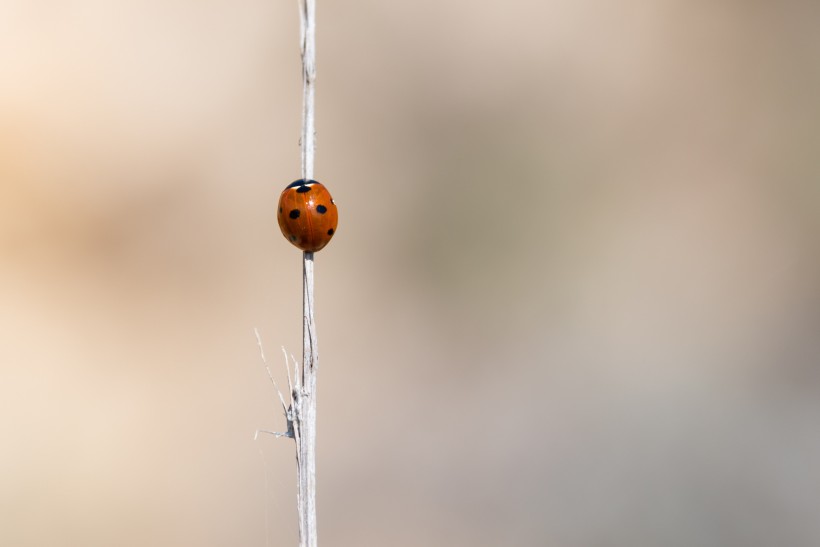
[297,1,318,546]
[300,0,316,181]
[298,251,317,547]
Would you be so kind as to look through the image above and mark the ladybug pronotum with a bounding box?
[277,179,338,252]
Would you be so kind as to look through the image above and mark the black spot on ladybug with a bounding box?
[296,185,311,193]
[316,205,327,214]
[290,235,297,242]
[289,209,301,219]
[327,228,334,236]
[279,207,282,213]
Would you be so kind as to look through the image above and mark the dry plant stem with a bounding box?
[295,1,318,546]
[300,0,316,182]
[296,252,318,547]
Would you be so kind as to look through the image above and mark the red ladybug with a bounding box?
[277,179,338,252]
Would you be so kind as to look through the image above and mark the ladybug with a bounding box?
[277,179,338,252]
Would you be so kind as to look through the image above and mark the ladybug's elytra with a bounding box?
[277,179,338,252]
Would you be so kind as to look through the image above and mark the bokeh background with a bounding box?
[2,1,820,546]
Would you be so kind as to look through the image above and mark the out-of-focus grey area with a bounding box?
[2,1,819,546]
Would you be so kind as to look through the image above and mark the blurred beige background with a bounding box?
[2,1,820,546]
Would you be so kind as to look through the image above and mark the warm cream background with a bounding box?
[2,1,819,546]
